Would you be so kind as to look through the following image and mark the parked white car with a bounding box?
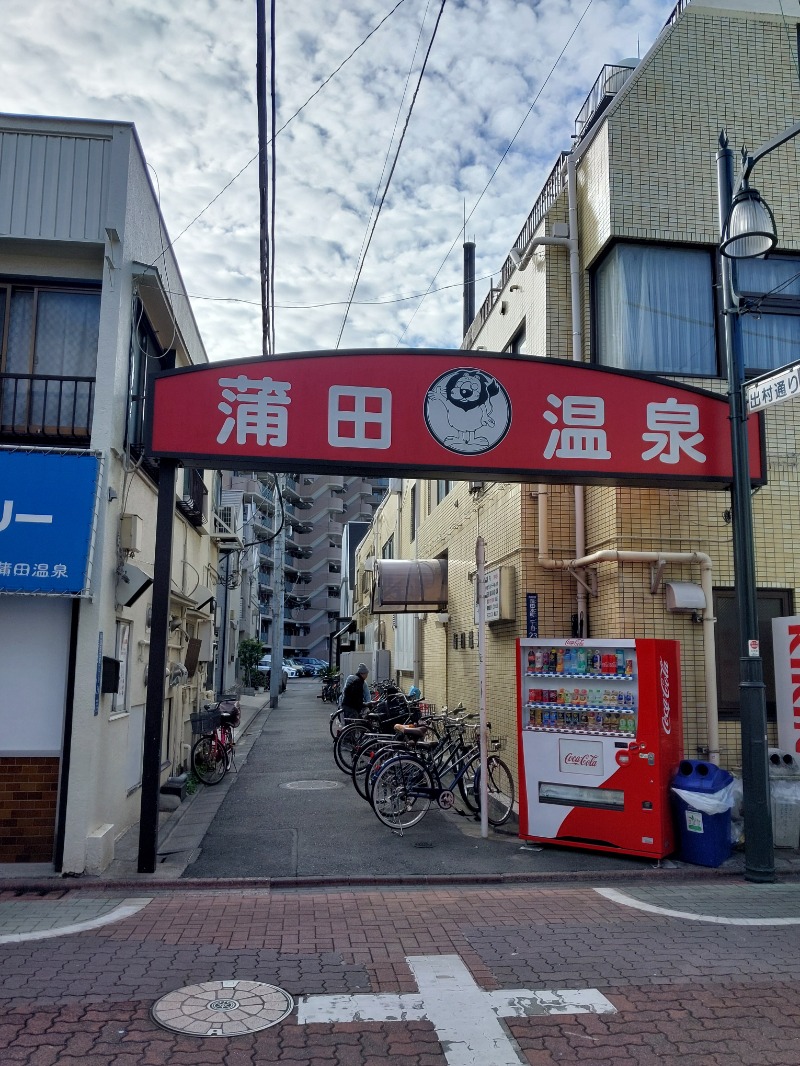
[257,655,288,691]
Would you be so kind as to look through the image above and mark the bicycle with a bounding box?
[369,716,514,832]
[330,679,418,743]
[320,673,341,704]
[333,689,425,774]
[190,695,240,785]
[350,712,445,800]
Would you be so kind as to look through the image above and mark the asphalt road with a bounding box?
[180,680,696,882]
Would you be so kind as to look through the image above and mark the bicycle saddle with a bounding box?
[393,723,429,742]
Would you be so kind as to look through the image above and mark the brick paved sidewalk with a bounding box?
[1,881,800,1064]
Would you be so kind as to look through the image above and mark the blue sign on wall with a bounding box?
[526,592,539,638]
[0,451,100,594]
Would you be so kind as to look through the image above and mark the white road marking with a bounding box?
[0,898,152,944]
[297,954,616,1066]
[594,886,800,925]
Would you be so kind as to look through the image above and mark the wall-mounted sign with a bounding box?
[526,593,539,638]
[474,565,516,624]
[0,450,100,595]
[148,350,764,489]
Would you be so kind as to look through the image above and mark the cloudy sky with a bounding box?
[2,0,675,361]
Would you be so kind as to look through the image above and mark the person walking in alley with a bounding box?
[341,663,372,723]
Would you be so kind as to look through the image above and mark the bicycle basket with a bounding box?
[190,709,221,734]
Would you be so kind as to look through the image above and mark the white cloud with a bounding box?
[0,0,675,359]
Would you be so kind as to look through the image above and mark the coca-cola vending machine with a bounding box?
[516,637,683,858]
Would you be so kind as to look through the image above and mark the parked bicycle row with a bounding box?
[328,678,515,834]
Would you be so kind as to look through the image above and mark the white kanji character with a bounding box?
[0,562,10,576]
[13,563,30,576]
[543,394,611,460]
[33,564,49,578]
[52,564,68,579]
[328,386,392,449]
[641,397,706,464]
[216,376,291,447]
[0,501,12,533]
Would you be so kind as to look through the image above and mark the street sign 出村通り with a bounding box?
[149,350,764,488]
[745,361,800,415]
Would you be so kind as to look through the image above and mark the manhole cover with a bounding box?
[281,780,343,790]
[151,980,293,1037]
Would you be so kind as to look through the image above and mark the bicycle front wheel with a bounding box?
[192,735,227,785]
[352,741,394,801]
[333,722,369,774]
[470,755,515,827]
[371,756,434,830]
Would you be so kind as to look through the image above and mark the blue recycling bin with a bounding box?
[672,760,733,867]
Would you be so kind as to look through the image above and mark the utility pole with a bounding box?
[270,473,286,707]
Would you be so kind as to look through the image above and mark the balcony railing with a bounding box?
[177,468,208,527]
[574,63,636,143]
[0,373,94,445]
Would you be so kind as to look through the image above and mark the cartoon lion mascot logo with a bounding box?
[424,367,511,454]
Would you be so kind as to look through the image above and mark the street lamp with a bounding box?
[716,123,800,882]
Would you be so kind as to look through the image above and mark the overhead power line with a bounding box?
[335,0,448,348]
[148,0,408,271]
[395,0,596,346]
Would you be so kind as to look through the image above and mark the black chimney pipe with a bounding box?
[463,241,475,339]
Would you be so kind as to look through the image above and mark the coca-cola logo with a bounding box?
[660,658,671,735]
[564,752,599,767]
[563,638,585,647]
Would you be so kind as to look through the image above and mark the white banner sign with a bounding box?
[771,615,800,755]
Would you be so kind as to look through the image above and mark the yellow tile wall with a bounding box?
[354,3,800,792]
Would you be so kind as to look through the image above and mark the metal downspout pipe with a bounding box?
[537,498,720,763]
[531,153,586,633]
[566,153,587,636]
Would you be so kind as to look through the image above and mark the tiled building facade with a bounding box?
[355,0,800,794]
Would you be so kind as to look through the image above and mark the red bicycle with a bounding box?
[190,695,241,785]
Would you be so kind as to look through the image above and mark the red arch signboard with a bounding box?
[149,349,764,487]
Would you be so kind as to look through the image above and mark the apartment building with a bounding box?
[215,472,383,671]
[354,0,800,784]
[0,114,220,872]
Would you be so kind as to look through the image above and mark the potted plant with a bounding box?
[238,637,263,695]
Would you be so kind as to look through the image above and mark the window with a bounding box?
[713,588,793,719]
[410,484,417,543]
[505,324,526,354]
[594,244,717,375]
[127,306,161,452]
[737,256,800,371]
[0,283,100,435]
[436,480,452,504]
[382,534,394,559]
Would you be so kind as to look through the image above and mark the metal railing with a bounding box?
[0,373,94,444]
[666,0,691,28]
[574,63,636,143]
[466,153,569,345]
[177,467,208,526]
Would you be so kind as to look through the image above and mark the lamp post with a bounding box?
[715,123,800,882]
